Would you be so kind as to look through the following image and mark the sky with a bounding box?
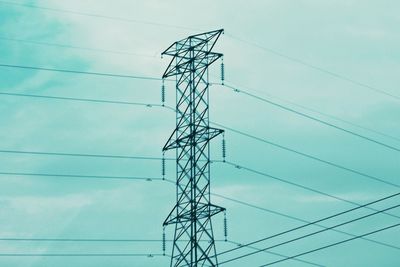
[0,0,399,266]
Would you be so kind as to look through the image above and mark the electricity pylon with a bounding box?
[162,29,225,267]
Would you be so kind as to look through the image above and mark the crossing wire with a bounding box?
[258,222,400,267]
[216,191,400,258]
[225,240,324,267]
[212,193,400,251]
[219,203,400,265]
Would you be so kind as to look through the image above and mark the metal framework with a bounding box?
[162,29,225,267]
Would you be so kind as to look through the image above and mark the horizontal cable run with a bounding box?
[0,63,163,80]
[0,238,164,242]
[0,171,163,181]
[0,238,226,243]
[0,253,166,257]
[0,92,163,107]
[0,149,173,161]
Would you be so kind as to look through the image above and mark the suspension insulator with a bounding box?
[162,227,166,255]
[221,61,225,85]
[161,80,166,106]
[224,211,228,241]
[162,154,166,179]
[222,136,226,162]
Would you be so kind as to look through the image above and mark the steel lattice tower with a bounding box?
[162,29,225,267]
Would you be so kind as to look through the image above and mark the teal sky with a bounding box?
[0,1,399,266]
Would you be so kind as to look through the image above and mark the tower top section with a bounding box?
[161,29,224,78]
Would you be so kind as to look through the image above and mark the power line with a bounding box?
[2,81,393,190]
[0,253,166,257]
[3,58,397,156]
[3,174,398,252]
[0,63,163,81]
[212,193,400,251]
[1,86,396,192]
[165,105,399,193]
[2,172,397,261]
[259,222,400,267]
[0,36,156,58]
[7,36,396,146]
[222,83,400,153]
[3,0,397,103]
[225,240,324,267]
[2,89,396,191]
[4,42,396,147]
[1,90,396,190]
[225,33,400,101]
[223,160,400,220]
[2,175,397,261]
[3,90,396,190]
[0,92,163,107]
[0,238,165,242]
[2,89,397,257]
[0,238,227,243]
[0,36,391,147]
[0,171,163,181]
[0,0,199,31]
[1,148,397,219]
[219,82,400,144]
[212,122,399,188]
[216,191,400,258]
[219,203,400,265]
[4,171,396,252]
[0,149,173,161]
